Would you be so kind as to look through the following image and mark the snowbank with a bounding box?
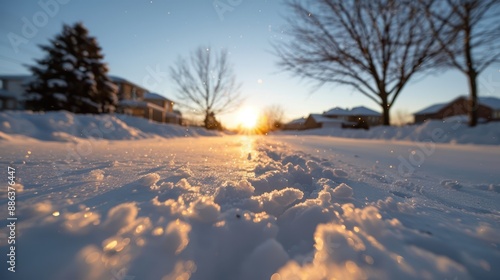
[0,111,220,141]
[278,119,500,145]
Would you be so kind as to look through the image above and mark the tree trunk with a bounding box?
[381,96,391,126]
[467,72,478,127]
[204,112,210,129]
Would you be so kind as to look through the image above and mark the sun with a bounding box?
[238,107,259,130]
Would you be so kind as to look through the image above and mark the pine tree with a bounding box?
[25,22,117,113]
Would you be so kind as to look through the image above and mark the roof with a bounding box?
[309,114,346,124]
[118,100,165,111]
[414,102,449,115]
[109,75,149,92]
[324,106,381,116]
[144,92,173,102]
[324,107,346,115]
[479,96,500,110]
[415,96,500,115]
[350,106,381,116]
[286,117,306,125]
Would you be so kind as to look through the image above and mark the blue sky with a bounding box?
[1,0,499,127]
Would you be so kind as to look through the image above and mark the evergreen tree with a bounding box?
[25,22,117,113]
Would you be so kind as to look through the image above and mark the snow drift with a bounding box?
[0,111,220,141]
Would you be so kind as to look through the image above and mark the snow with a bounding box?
[414,102,448,115]
[53,93,67,102]
[278,119,500,145]
[324,106,381,116]
[479,96,500,110]
[286,117,306,125]
[144,92,172,101]
[309,114,346,124]
[0,111,220,141]
[415,96,500,115]
[0,118,499,279]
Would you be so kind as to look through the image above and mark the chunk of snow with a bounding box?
[332,183,354,198]
[214,180,255,205]
[333,168,349,178]
[164,219,191,254]
[137,173,161,190]
[88,169,104,181]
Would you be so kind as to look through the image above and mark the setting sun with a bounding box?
[238,107,259,129]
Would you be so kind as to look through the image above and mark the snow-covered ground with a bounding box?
[278,119,500,145]
[0,112,499,280]
[0,111,220,142]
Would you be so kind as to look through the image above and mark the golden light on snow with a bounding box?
[104,240,118,251]
[270,273,281,280]
[237,107,259,130]
[152,227,164,236]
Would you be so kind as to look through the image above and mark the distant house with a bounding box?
[414,96,500,123]
[303,114,351,129]
[0,74,182,124]
[112,75,180,124]
[110,76,149,101]
[323,106,382,126]
[144,92,181,124]
[301,106,381,130]
[283,117,306,130]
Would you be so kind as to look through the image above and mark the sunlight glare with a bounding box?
[238,107,259,129]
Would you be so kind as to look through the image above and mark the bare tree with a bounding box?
[421,0,500,127]
[170,46,243,129]
[259,104,285,133]
[274,0,442,125]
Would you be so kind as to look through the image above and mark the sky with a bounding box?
[1,0,499,128]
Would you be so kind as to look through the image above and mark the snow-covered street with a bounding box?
[1,134,499,280]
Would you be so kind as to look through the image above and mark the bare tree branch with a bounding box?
[274,0,443,125]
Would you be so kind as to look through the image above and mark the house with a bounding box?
[303,114,355,129]
[143,92,181,124]
[0,74,182,124]
[111,75,180,124]
[283,117,306,130]
[110,76,148,101]
[323,106,382,126]
[299,106,382,130]
[0,75,33,110]
[414,96,500,123]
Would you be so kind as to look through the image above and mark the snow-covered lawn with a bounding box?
[278,119,500,145]
[1,132,499,279]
